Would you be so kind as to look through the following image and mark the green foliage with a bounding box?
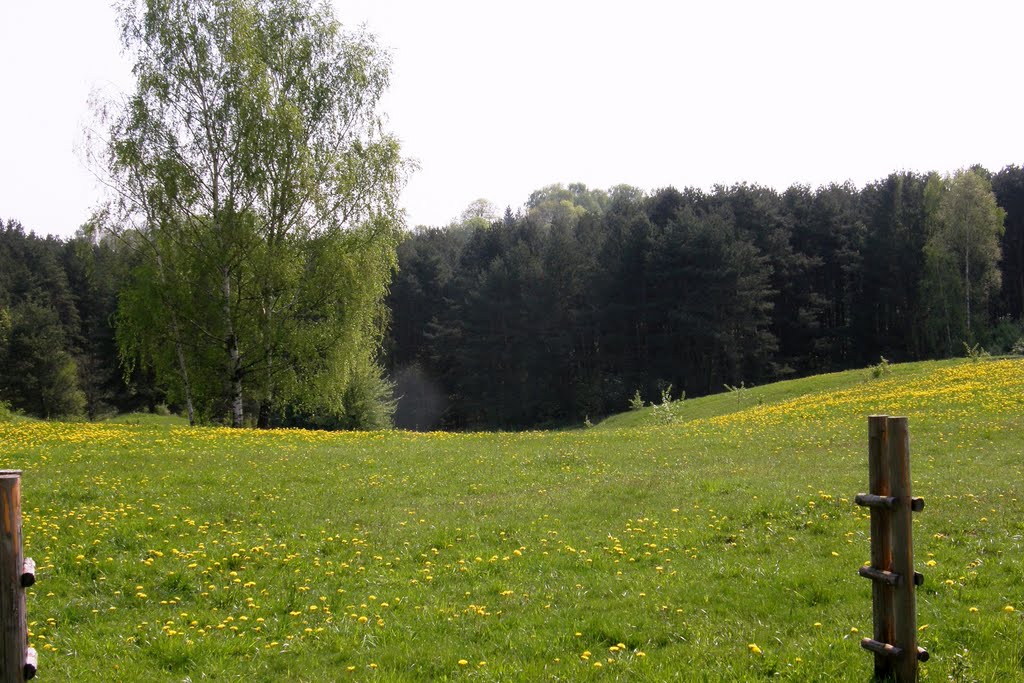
[457,199,500,229]
[923,169,1006,349]
[870,356,891,378]
[724,381,748,403]
[337,360,397,431]
[962,341,990,362]
[650,384,684,424]
[992,166,1024,323]
[628,389,645,411]
[526,182,608,227]
[0,301,86,418]
[0,222,111,419]
[100,0,406,428]
[386,165,1024,429]
[985,316,1024,354]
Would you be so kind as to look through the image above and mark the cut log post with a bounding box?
[859,565,901,586]
[18,561,33,590]
[21,649,35,681]
[860,637,903,658]
[855,494,898,509]
[866,416,894,680]
[0,470,31,683]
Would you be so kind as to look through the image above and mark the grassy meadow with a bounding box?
[1,358,1023,681]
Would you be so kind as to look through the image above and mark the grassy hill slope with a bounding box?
[1,358,1022,681]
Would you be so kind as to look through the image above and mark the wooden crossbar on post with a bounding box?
[0,471,37,682]
[855,416,927,682]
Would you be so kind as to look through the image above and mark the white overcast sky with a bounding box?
[2,0,1023,237]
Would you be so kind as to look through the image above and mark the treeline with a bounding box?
[4,166,1023,428]
[387,167,1024,430]
[0,222,156,418]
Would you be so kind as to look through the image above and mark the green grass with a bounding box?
[1,358,1022,681]
[100,412,190,427]
[597,359,958,430]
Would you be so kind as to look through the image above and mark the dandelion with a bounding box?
[457,659,468,666]
[1005,605,1016,613]
[748,643,762,655]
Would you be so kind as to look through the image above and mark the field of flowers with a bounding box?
[1,358,1022,681]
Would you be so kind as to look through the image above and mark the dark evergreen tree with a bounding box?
[992,165,1024,321]
[856,173,930,361]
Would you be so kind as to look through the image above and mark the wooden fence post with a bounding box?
[866,415,894,679]
[855,416,927,682]
[0,471,36,682]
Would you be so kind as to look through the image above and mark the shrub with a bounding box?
[724,381,747,403]
[986,316,1024,355]
[963,342,990,362]
[651,385,684,424]
[628,389,645,411]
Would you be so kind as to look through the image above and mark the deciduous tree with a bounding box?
[96,0,406,427]
[925,169,1005,343]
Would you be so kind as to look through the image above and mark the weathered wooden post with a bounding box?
[855,416,927,682]
[864,415,894,678]
[0,471,37,682]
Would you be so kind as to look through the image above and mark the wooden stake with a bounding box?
[0,471,30,683]
[887,418,918,682]
[866,416,894,680]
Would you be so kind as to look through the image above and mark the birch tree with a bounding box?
[923,168,1005,347]
[98,0,406,426]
